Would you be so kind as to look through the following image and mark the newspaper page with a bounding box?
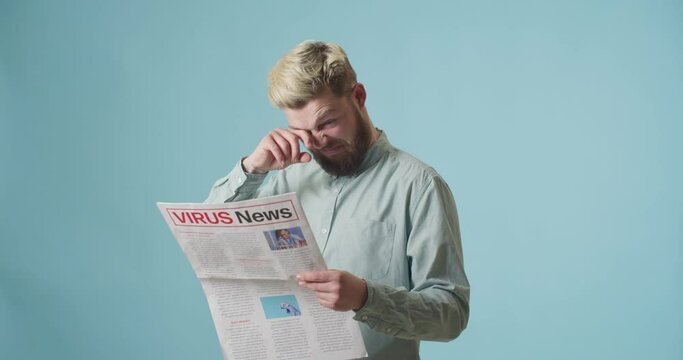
[157,193,368,360]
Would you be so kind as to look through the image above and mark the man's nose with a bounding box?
[308,131,328,149]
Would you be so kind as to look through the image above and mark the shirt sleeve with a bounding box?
[204,159,269,203]
[353,175,470,341]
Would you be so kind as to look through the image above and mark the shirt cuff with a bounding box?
[212,159,267,194]
[353,280,402,336]
[353,279,379,321]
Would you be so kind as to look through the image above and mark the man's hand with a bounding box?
[297,270,368,311]
[242,128,315,174]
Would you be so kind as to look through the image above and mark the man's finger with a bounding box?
[265,140,286,167]
[316,291,340,302]
[297,270,336,283]
[270,131,292,161]
[298,280,339,293]
[288,129,315,149]
[299,152,312,163]
[318,299,334,309]
[274,128,300,163]
[298,281,327,292]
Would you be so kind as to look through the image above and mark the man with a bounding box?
[206,41,469,359]
[275,228,305,249]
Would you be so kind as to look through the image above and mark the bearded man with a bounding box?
[205,40,470,359]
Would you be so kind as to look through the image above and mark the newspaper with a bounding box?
[157,193,368,360]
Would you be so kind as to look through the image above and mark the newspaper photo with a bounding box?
[157,193,368,360]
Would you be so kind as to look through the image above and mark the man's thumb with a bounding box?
[298,152,312,163]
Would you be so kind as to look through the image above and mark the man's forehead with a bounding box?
[284,95,343,129]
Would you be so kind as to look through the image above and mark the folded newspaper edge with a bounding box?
[157,192,368,360]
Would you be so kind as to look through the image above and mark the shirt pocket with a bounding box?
[335,219,396,280]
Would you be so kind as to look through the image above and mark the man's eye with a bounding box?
[315,120,336,132]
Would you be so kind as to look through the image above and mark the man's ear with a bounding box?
[352,83,367,109]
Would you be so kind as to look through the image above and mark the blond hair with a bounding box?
[267,41,357,108]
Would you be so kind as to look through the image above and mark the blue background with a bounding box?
[1,1,681,359]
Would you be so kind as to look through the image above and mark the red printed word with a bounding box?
[170,211,234,225]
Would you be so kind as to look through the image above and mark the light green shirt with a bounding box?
[205,131,470,359]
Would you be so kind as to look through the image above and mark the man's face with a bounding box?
[284,87,373,177]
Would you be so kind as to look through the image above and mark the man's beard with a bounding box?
[311,109,373,177]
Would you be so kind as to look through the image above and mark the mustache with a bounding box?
[317,137,349,151]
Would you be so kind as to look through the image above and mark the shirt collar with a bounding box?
[354,128,390,175]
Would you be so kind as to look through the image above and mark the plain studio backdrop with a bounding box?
[1,1,681,359]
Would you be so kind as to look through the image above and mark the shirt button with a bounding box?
[321,228,327,234]
[386,328,392,333]
[362,315,368,321]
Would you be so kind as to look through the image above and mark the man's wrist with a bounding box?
[241,156,265,175]
[353,279,369,311]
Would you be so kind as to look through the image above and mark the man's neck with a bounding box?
[365,117,379,148]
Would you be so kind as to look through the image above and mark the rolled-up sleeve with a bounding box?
[204,159,268,204]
